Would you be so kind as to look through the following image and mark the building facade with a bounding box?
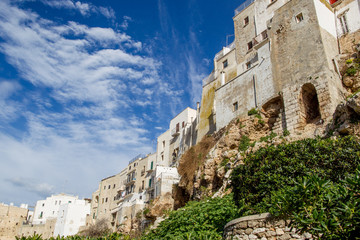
[198,0,360,139]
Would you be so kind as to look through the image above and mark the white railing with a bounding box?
[234,0,255,16]
[214,42,235,61]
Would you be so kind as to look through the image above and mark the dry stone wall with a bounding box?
[223,213,313,240]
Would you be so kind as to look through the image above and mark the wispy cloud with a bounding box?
[39,0,115,19]
[0,0,164,204]
[6,178,55,198]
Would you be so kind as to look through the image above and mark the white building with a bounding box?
[53,199,90,237]
[32,194,79,225]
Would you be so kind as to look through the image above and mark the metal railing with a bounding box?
[214,42,235,61]
[234,0,255,16]
[129,154,145,164]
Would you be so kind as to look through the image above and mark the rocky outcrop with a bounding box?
[326,92,360,136]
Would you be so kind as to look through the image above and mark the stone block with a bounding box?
[249,234,258,239]
[278,233,292,240]
[276,228,285,235]
[245,228,253,235]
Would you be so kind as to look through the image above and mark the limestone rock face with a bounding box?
[348,92,360,115]
[146,192,174,219]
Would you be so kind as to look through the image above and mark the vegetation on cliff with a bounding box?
[141,194,239,240]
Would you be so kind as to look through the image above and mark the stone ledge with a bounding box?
[224,213,271,229]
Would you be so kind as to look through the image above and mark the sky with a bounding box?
[0,0,243,207]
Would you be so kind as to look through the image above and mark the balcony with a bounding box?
[124,178,136,186]
[171,128,180,137]
[234,0,255,16]
[141,170,145,176]
[252,30,268,50]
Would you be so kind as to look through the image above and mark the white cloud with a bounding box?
[39,0,115,19]
[0,1,166,205]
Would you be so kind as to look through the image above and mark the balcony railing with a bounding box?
[214,42,235,61]
[234,0,255,16]
[252,30,268,47]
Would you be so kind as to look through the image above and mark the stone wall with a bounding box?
[0,204,28,240]
[19,218,57,239]
[223,213,313,240]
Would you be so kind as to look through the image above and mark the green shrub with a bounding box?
[269,167,360,239]
[238,135,251,152]
[141,195,239,240]
[247,108,258,116]
[231,136,360,215]
[346,67,357,76]
[346,59,353,64]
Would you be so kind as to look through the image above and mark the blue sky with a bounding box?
[0,0,242,206]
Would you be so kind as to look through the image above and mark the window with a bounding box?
[39,211,43,218]
[42,203,45,207]
[233,102,238,112]
[129,166,131,170]
[68,201,71,203]
[247,41,253,51]
[102,198,104,203]
[339,14,349,34]
[113,184,116,188]
[261,30,268,40]
[59,201,61,205]
[244,16,249,26]
[108,185,110,189]
[223,59,228,68]
[142,180,145,190]
[161,154,164,161]
[105,197,108,202]
[246,61,252,69]
[176,123,180,132]
[162,140,165,149]
[182,121,185,128]
[104,186,106,190]
[295,13,304,23]
[134,163,136,167]
[55,201,57,205]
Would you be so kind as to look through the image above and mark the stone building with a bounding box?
[198,0,360,139]
[89,153,155,231]
[0,203,28,240]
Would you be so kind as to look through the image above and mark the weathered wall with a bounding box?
[270,0,344,131]
[198,79,220,141]
[0,204,28,240]
[223,213,313,240]
[233,2,256,64]
[19,218,57,239]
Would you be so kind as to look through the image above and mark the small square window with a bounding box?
[295,13,304,23]
[223,60,228,68]
[247,41,253,51]
[233,102,238,112]
[244,16,249,26]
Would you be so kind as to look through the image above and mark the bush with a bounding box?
[247,108,258,116]
[269,166,360,239]
[141,195,239,239]
[231,136,360,214]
